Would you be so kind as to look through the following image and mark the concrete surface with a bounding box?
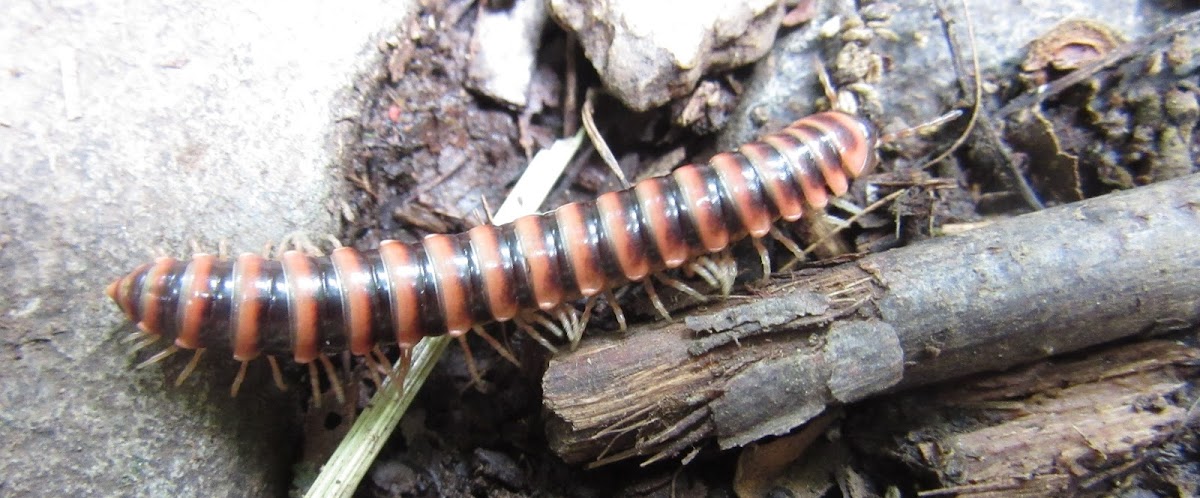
[0,1,416,496]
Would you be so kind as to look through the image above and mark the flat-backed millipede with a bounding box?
[106,110,879,392]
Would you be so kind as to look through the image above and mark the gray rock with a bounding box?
[0,0,418,495]
[549,0,784,111]
[720,0,1174,149]
[467,0,549,108]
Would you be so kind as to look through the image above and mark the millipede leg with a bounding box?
[395,347,412,387]
[531,314,560,339]
[121,330,149,344]
[603,289,627,331]
[751,237,771,283]
[319,353,346,404]
[793,190,907,271]
[683,260,719,290]
[372,346,396,386]
[282,231,323,256]
[690,255,735,296]
[573,299,597,349]
[230,360,249,397]
[652,273,707,301]
[570,308,584,343]
[307,362,323,408]
[129,335,161,353]
[136,344,179,369]
[266,355,288,392]
[581,296,597,325]
[275,232,292,254]
[472,326,520,367]
[457,335,486,389]
[361,351,384,389]
[552,307,586,348]
[175,348,205,386]
[642,280,672,322]
[514,317,559,353]
[769,227,807,271]
[707,251,738,296]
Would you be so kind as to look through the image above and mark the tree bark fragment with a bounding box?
[847,340,1200,497]
[542,173,1200,465]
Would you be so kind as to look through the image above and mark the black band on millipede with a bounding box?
[499,223,537,312]
[411,244,446,338]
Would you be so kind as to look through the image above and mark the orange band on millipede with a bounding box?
[596,191,651,281]
[175,254,216,350]
[468,224,519,320]
[739,141,806,222]
[379,240,423,347]
[555,203,606,296]
[513,216,563,310]
[137,257,177,336]
[282,250,319,363]
[671,165,729,253]
[634,179,689,268]
[331,247,373,356]
[231,253,264,361]
[423,234,472,336]
[710,153,773,238]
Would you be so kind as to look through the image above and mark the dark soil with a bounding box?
[332,1,743,496]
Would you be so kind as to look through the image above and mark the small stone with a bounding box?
[369,460,419,496]
[550,0,785,111]
[473,448,526,490]
[467,0,549,108]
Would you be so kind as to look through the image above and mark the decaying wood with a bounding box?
[847,340,1200,497]
[542,173,1200,465]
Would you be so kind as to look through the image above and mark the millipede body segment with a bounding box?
[106,111,879,367]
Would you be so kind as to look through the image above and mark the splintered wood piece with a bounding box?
[848,340,1200,497]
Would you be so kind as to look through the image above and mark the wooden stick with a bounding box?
[543,173,1200,465]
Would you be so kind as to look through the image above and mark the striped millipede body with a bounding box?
[106,110,880,391]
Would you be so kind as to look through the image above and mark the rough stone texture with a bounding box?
[0,1,417,495]
[467,0,548,108]
[719,0,1177,149]
[549,0,784,111]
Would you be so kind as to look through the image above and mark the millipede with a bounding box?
[107,110,884,398]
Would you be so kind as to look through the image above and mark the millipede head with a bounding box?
[798,111,882,182]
